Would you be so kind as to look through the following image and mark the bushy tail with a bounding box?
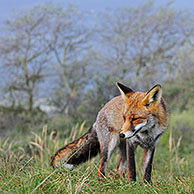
[51,126,100,169]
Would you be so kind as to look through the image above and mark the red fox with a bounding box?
[51,82,168,183]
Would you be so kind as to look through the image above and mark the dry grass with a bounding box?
[0,119,193,193]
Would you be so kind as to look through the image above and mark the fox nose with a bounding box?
[119,133,125,138]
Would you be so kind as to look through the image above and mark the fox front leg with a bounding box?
[97,132,119,178]
[143,147,155,183]
[126,139,136,182]
[117,140,127,177]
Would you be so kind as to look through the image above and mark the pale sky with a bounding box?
[0,0,194,23]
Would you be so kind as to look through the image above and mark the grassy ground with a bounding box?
[0,112,194,194]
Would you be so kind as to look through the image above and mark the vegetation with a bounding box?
[0,116,193,193]
[0,1,193,193]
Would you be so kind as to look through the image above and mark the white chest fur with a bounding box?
[131,124,164,149]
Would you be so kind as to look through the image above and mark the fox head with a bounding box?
[117,82,167,139]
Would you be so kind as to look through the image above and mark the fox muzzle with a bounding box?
[120,121,147,139]
[119,131,134,139]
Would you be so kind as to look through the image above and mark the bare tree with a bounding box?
[0,4,91,115]
[49,6,92,116]
[96,1,192,89]
[0,6,53,111]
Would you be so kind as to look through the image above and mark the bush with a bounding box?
[0,105,48,137]
[164,72,194,111]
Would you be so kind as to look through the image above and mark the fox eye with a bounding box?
[132,117,139,122]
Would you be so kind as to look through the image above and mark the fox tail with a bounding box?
[51,126,100,169]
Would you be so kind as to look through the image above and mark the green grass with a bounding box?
[0,112,194,194]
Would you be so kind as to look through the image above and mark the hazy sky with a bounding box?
[1,0,194,22]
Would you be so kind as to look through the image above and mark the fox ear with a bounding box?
[142,84,162,106]
[116,82,133,104]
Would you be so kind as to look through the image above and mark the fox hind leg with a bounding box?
[97,143,108,178]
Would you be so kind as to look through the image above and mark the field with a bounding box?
[0,110,193,194]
